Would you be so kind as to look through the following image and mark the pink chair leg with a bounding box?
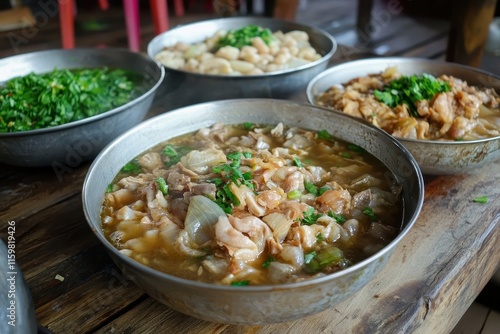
[150,0,169,34]
[59,0,75,49]
[174,0,185,16]
[123,0,141,52]
[98,0,109,10]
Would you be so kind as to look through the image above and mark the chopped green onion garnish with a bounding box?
[318,186,330,196]
[317,130,332,140]
[156,177,168,195]
[106,184,114,193]
[304,181,318,196]
[262,256,276,268]
[328,211,347,224]
[243,122,254,130]
[363,207,378,221]
[473,196,488,204]
[122,159,141,174]
[287,189,302,199]
[341,152,352,158]
[231,280,250,286]
[293,157,303,168]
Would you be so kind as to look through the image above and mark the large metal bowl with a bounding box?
[82,99,424,325]
[147,17,336,110]
[306,57,500,175]
[0,48,165,168]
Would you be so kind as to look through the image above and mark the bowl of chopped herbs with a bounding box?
[0,48,164,168]
[306,57,500,174]
[147,17,336,110]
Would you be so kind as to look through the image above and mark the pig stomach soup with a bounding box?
[101,122,403,286]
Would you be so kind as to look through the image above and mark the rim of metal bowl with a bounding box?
[0,48,165,138]
[306,56,500,145]
[83,98,424,292]
[147,17,337,79]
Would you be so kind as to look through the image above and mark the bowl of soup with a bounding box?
[306,57,500,174]
[147,17,336,110]
[82,99,423,324]
[0,48,164,167]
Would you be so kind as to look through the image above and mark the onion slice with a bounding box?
[184,195,226,245]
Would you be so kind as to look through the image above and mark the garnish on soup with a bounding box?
[101,123,403,285]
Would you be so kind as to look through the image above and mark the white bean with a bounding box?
[230,60,255,73]
[216,46,240,60]
[252,37,270,54]
[199,57,232,75]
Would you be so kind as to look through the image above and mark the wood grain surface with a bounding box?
[1,123,498,334]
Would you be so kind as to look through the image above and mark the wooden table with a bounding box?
[1,52,499,334]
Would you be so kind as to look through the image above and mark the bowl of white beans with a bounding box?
[147,17,336,110]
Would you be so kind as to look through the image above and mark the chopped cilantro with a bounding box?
[373,73,451,118]
[106,184,114,193]
[363,207,378,221]
[217,25,274,49]
[328,211,346,224]
[243,122,254,130]
[262,256,276,268]
[231,280,250,286]
[317,130,332,140]
[156,177,168,195]
[121,159,141,174]
[299,207,322,225]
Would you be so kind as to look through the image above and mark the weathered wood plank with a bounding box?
[36,267,146,333]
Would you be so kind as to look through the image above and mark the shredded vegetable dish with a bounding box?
[101,123,403,285]
[315,67,500,141]
[0,67,140,133]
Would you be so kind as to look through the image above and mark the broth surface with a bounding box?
[101,123,403,285]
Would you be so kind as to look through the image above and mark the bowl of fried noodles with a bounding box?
[307,57,500,175]
[83,98,423,324]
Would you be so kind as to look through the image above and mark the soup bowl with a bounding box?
[82,99,424,325]
[306,57,500,175]
[147,17,336,110]
[0,48,164,167]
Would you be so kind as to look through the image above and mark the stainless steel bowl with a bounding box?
[147,17,336,110]
[306,57,500,175]
[0,48,165,168]
[82,99,424,325]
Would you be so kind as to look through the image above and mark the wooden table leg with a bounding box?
[446,0,498,67]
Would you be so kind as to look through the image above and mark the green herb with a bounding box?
[341,152,352,158]
[318,186,330,196]
[317,130,332,140]
[363,207,378,221]
[243,122,254,130]
[106,184,114,193]
[287,189,302,199]
[0,67,138,133]
[217,25,274,49]
[327,211,346,224]
[298,207,323,225]
[163,144,191,167]
[348,144,365,153]
[305,246,345,273]
[293,157,303,168]
[210,152,254,213]
[304,181,318,196]
[316,232,324,243]
[231,280,250,286]
[156,177,169,195]
[122,159,141,174]
[473,196,489,204]
[262,256,276,268]
[373,74,451,117]
[243,151,252,159]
